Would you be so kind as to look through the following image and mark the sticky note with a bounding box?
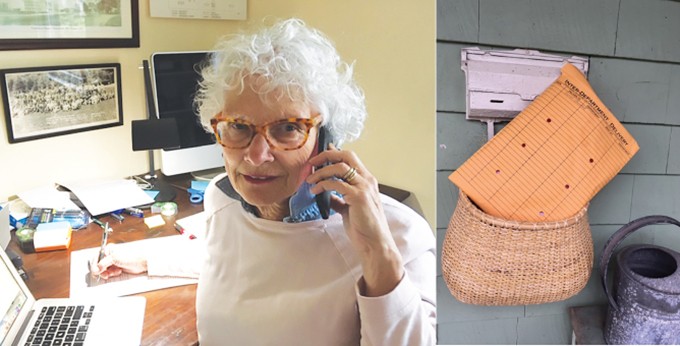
[144,215,166,229]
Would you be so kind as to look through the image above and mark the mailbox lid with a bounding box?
[461,47,589,122]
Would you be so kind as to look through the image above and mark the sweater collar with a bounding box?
[215,176,331,223]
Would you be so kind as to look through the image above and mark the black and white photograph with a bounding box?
[1,63,123,143]
[0,0,139,50]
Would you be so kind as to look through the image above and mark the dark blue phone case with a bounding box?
[315,127,333,219]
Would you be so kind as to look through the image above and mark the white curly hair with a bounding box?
[194,18,366,147]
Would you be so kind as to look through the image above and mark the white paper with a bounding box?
[7,199,31,229]
[0,203,10,249]
[58,179,155,216]
[150,0,246,20]
[34,221,71,250]
[175,212,207,240]
[17,186,80,210]
[69,236,197,298]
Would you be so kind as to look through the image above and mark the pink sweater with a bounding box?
[152,174,436,345]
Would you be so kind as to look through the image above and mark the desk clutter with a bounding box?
[15,208,85,253]
[2,176,208,254]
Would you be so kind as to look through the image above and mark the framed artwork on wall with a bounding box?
[1,63,123,143]
[0,0,139,50]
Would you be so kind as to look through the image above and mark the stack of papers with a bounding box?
[17,179,155,217]
[17,187,79,210]
[57,179,155,216]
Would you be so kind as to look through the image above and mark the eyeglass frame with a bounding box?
[210,113,322,150]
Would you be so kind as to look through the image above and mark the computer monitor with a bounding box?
[150,51,224,177]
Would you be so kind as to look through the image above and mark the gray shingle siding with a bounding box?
[437,0,680,343]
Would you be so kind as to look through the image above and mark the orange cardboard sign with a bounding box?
[450,63,639,222]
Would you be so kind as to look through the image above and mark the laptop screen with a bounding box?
[0,251,29,344]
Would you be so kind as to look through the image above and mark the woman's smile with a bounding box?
[242,174,279,184]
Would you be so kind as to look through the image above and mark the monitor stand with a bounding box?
[133,173,177,203]
[151,180,177,202]
[191,167,226,181]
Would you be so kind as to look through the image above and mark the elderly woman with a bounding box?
[94,18,435,345]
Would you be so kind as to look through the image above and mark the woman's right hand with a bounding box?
[89,244,148,280]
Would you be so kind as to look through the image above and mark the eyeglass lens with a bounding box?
[215,119,313,149]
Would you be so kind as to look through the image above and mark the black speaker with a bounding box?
[131,118,181,151]
[131,60,181,202]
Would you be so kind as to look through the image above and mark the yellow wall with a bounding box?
[0,1,435,227]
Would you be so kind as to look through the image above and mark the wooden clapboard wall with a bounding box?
[436,0,680,344]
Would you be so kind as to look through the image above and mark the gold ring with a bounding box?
[341,167,357,183]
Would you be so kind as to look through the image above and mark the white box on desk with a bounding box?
[34,221,72,252]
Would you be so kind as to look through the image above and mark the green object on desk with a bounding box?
[151,202,177,216]
[15,226,35,253]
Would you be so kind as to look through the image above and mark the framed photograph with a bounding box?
[1,63,123,143]
[0,1,139,50]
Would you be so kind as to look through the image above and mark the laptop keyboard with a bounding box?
[24,305,95,346]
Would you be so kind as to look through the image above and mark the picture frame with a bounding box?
[1,63,123,143]
[0,1,139,50]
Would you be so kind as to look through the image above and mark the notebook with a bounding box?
[0,247,146,346]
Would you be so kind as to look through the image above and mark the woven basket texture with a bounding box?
[441,192,594,306]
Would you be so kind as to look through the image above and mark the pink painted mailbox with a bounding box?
[461,47,589,139]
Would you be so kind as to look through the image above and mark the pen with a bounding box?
[173,223,185,234]
[96,222,110,282]
[174,223,196,240]
[111,212,124,222]
[124,207,144,218]
[92,218,106,229]
[98,222,110,262]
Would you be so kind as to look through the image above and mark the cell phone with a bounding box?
[315,126,333,219]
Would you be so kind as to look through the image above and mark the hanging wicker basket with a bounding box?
[441,192,593,306]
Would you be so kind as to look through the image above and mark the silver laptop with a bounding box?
[0,247,146,346]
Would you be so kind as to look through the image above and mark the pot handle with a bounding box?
[599,215,680,311]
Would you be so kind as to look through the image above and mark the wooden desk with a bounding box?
[8,173,203,346]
